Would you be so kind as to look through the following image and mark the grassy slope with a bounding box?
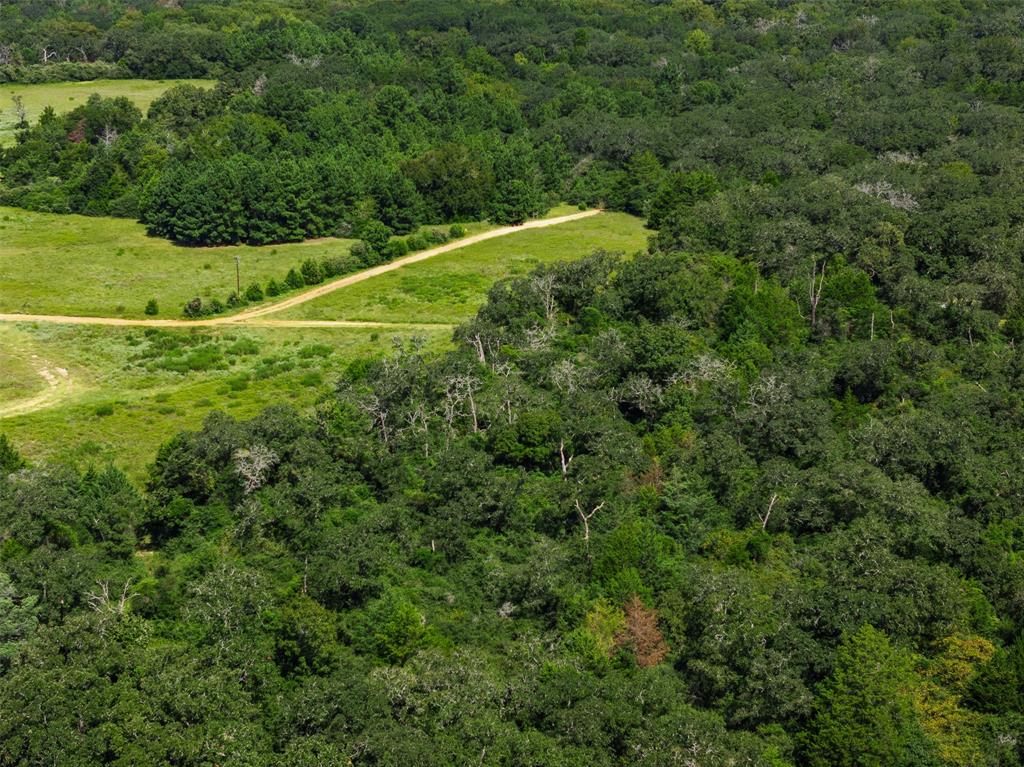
[278,211,649,324]
[0,208,504,319]
[0,79,215,146]
[0,322,452,481]
[0,206,359,317]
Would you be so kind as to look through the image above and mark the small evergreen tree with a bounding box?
[0,435,24,474]
[284,268,305,290]
[244,283,264,302]
[805,625,939,767]
[300,258,324,285]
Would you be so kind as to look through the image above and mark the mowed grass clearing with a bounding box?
[0,206,359,318]
[278,211,649,324]
[0,78,215,146]
[0,321,452,481]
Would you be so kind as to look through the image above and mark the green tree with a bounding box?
[357,589,428,664]
[0,572,37,668]
[805,625,938,767]
[0,435,25,474]
[647,170,719,229]
[489,138,545,224]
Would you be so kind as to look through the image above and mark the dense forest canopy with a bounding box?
[2,1,1024,765]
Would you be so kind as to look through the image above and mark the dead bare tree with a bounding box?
[86,578,138,634]
[358,391,393,446]
[40,46,57,64]
[402,402,431,456]
[575,498,605,550]
[0,43,16,66]
[441,374,482,445]
[757,493,779,531]
[524,323,555,350]
[468,333,486,364]
[672,353,735,391]
[743,373,791,424]
[285,52,322,68]
[233,445,279,495]
[550,358,585,395]
[618,374,663,419]
[809,259,826,330]
[531,273,558,324]
[491,361,521,425]
[100,124,119,147]
[559,439,575,480]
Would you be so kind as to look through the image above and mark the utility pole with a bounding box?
[235,255,241,297]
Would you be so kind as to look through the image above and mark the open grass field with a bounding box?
[0,207,504,319]
[278,211,649,324]
[0,321,452,481]
[0,206,357,318]
[0,78,215,146]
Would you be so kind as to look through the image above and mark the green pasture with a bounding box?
[0,208,646,479]
[0,206,505,319]
[0,322,452,481]
[278,211,649,324]
[0,206,360,317]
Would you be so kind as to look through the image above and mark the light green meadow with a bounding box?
[0,206,358,318]
[278,212,649,325]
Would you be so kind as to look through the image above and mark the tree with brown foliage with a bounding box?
[615,595,669,668]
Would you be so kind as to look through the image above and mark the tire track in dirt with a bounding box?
[0,358,73,418]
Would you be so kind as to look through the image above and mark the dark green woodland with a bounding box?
[2,1,1024,765]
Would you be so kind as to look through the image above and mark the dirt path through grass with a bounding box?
[0,359,73,418]
[0,210,600,329]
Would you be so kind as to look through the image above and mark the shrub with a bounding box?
[0,434,25,473]
[226,339,260,356]
[285,268,305,290]
[406,234,427,251]
[449,223,467,238]
[183,297,204,318]
[300,258,324,285]
[350,241,377,267]
[144,299,159,316]
[244,282,264,302]
[321,256,346,278]
[358,220,392,253]
[208,298,225,314]
[94,404,114,417]
[383,238,409,260]
[226,292,244,308]
[299,343,333,358]
[265,278,282,297]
